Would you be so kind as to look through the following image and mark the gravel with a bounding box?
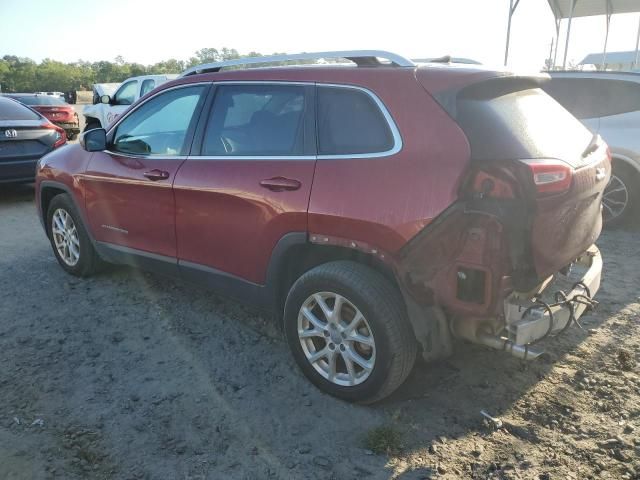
[1,183,639,479]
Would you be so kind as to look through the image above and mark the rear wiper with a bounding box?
[582,133,599,158]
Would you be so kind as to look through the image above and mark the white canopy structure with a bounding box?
[503,0,640,69]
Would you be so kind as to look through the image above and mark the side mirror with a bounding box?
[100,95,111,104]
[80,128,107,152]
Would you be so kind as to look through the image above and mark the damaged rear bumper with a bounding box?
[504,245,601,346]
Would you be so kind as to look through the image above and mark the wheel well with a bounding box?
[273,243,402,318]
[40,186,66,231]
[611,156,640,183]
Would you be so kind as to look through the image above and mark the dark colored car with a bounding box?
[35,51,608,403]
[0,96,67,184]
[8,94,80,140]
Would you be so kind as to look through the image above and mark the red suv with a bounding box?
[36,51,608,403]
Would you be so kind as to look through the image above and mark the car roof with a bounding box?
[124,74,179,83]
[158,63,512,97]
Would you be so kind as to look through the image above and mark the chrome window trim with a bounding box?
[186,81,402,161]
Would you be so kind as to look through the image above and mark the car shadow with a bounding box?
[0,183,35,205]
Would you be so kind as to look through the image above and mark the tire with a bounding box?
[47,194,102,277]
[83,119,101,132]
[603,161,639,228]
[284,261,417,404]
[67,132,77,141]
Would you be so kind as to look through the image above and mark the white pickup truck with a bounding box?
[82,74,177,131]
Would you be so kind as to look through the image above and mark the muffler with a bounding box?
[475,332,543,360]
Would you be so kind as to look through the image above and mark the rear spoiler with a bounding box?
[433,74,549,119]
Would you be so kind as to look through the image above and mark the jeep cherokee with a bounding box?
[36,51,608,403]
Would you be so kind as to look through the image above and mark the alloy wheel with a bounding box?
[602,173,629,223]
[297,292,376,387]
[51,208,80,266]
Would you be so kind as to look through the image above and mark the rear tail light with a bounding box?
[521,160,573,195]
[41,122,67,148]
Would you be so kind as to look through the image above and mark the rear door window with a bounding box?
[316,86,394,155]
[202,84,307,156]
[544,77,640,119]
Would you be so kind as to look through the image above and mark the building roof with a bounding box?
[547,0,640,19]
[581,50,640,64]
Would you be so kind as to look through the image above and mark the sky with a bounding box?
[1,0,639,71]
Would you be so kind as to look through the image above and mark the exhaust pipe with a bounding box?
[476,332,544,361]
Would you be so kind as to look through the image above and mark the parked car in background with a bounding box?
[36,51,607,403]
[7,94,80,140]
[544,71,640,226]
[0,96,66,183]
[90,83,120,105]
[82,74,177,131]
[35,91,65,101]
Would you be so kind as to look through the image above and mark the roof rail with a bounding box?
[179,50,415,77]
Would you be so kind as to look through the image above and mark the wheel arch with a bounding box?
[266,234,404,324]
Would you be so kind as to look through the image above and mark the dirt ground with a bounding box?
[0,183,638,480]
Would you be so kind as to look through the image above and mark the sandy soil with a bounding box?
[0,183,638,480]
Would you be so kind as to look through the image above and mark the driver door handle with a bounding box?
[259,177,301,192]
[143,169,170,181]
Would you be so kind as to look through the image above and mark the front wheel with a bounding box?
[284,261,417,404]
[47,194,103,277]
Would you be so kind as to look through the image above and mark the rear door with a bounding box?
[173,82,316,284]
[83,83,209,260]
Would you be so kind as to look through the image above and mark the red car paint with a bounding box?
[33,104,77,125]
[35,64,609,323]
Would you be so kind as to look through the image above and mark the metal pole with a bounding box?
[547,37,554,71]
[562,0,576,69]
[602,2,612,69]
[504,0,521,66]
[553,18,561,69]
[634,16,640,69]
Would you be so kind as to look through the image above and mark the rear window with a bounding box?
[317,86,394,155]
[456,88,592,165]
[0,97,41,121]
[543,77,640,119]
[11,95,66,106]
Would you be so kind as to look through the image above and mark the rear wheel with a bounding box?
[284,261,417,403]
[47,194,102,277]
[603,161,639,227]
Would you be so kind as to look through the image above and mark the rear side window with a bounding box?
[0,98,40,121]
[202,84,306,156]
[317,86,394,155]
[544,77,640,119]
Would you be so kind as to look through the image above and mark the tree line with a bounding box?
[0,48,304,93]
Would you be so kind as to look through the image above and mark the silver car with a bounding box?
[544,71,640,226]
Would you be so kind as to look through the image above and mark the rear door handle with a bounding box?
[143,169,170,181]
[259,177,301,192]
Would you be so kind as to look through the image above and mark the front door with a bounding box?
[174,83,316,284]
[83,83,209,259]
